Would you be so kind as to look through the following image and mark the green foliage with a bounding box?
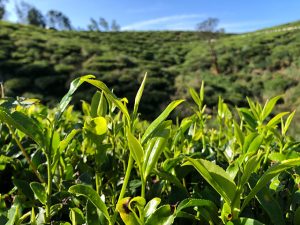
[1,75,300,224]
[2,20,300,133]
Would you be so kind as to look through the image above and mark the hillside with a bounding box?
[1,20,300,133]
[0,21,201,117]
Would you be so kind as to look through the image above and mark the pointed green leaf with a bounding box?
[52,129,80,173]
[57,75,94,121]
[177,198,218,213]
[238,153,263,190]
[81,77,130,123]
[6,203,21,225]
[86,200,106,225]
[189,88,201,107]
[144,198,161,218]
[246,97,260,121]
[141,100,184,144]
[249,176,285,225]
[261,96,282,121]
[70,208,85,224]
[239,108,257,130]
[283,110,295,135]
[247,134,264,154]
[30,182,47,204]
[183,158,237,204]
[143,128,170,180]
[127,131,144,171]
[30,207,37,225]
[241,158,300,212]
[266,112,289,128]
[90,91,102,118]
[0,107,45,147]
[50,204,63,217]
[238,217,265,225]
[69,184,110,224]
[59,129,80,152]
[200,81,205,104]
[145,205,175,225]
[233,120,244,148]
[133,73,147,121]
[243,133,258,154]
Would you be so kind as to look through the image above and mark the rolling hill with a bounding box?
[1,20,300,133]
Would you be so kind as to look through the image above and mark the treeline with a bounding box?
[0,0,121,31]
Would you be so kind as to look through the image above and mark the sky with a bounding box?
[4,0,300,33]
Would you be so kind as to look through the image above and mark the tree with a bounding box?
[99,17,109,31]
[196,18,224,75]
[16,1,45,27]
[0,0,8,20]
[27,7,45,27]
[87,17,121,32]
[111,19,121,32]
[46,10,72,30]
[87,17,100,31]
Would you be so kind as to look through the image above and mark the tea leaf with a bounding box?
[261,96,282,121]
[81,77,130,123]
[144,198,161,218]
[239,217,265,225]
[141,100,184,144]
[183,158,237,204]
[143,128,170,180]
[57,75,94,121]
[266,112,289,128]
[0,107,45,147]
[30,182,47,205]
[133,73,147,121]
[69,184,111,224]
[241,158,300,212]
[282,110,296,135]
[145,205,175,225]
[127,130,144,172]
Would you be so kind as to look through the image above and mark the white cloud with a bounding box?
[122,14,205,31]
[221,20,274,33]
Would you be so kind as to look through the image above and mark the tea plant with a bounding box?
[0,74,300,224]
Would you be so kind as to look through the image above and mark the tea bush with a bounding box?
[1,75,300,224]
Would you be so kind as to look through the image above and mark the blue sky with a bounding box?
[5,0,300,32]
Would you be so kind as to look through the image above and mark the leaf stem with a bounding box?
[118,155,134,203]
[45,128,55,224]
[111,155,134,225]
[8,125,45,183]
[45,154,52,224]
[141,178,146,199]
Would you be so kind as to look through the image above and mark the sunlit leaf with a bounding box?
[183,158,237,204]
[144,198,161,218]
[241,158,300,212]
[69,184,111,224]
[30,182,47,205]
[261,96,282,121]
[145,205,175,225]
[141,100,184,144]
[127,130,144,172]
[133,73,147,121]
